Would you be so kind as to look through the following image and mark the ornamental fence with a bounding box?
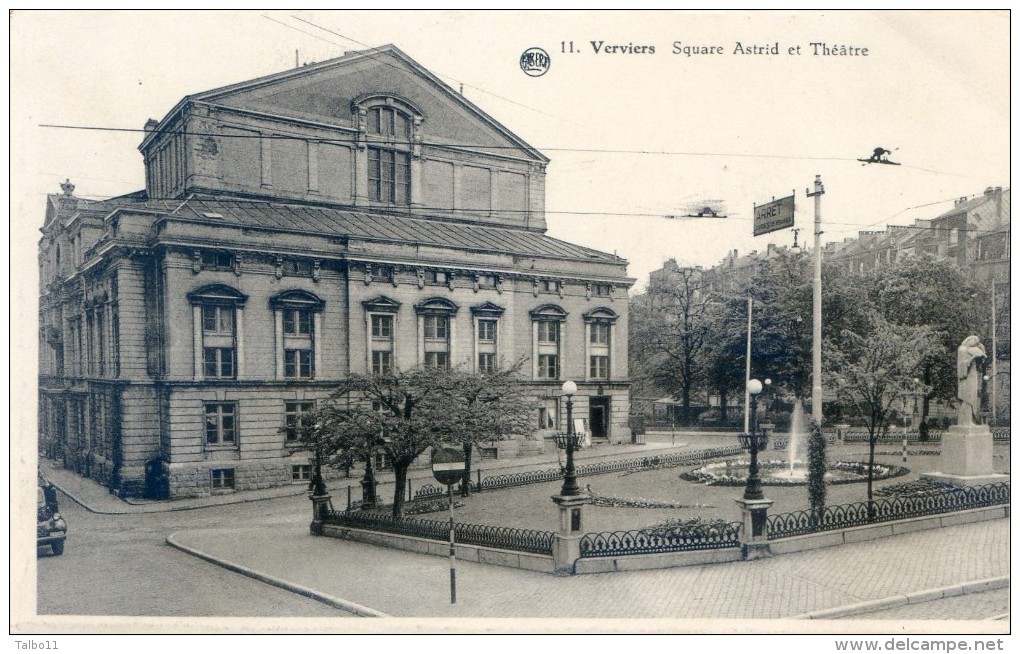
[324,508,555,555]
[766,482,1010,540]
[842,428,1010,443]
[410,445,744,501]
[579,521,743,558]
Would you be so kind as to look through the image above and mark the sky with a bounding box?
[11,10,1010,302]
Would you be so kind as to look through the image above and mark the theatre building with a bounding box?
[37,45,634,498]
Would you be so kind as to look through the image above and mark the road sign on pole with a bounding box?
[431,447,466,604]
[753,194,795,236]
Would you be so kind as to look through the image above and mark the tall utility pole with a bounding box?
[806,175,825,425]
[744,296,753,433]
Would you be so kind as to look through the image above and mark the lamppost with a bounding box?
[555,380,581,496]
[309,423,327,498]
[738,378,770,501]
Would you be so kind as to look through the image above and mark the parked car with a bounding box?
[37,481,66,556]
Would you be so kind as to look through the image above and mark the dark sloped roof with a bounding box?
[116,197,625,264]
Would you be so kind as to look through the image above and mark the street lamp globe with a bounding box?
[561,380,577,397]
[747,378,763,395]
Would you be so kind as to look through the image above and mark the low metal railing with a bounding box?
[766,482,1010,540]
[325,508,555,555]
[579,521,743,558]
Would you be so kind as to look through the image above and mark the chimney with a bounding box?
[984,186,995,198]
[144,118,159,133]
[59,179,75,196]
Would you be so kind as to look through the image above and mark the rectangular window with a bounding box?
[283,259,313,277]
[541,280,556,293]
[371,265,394,283]
[590,323,610,345]
[590,355,610,380]
[372,350,393,375]
[478,352,496,374]
[285,349,314,378]
[425,351,449,370]
[202,305,235,334]
[205,403,236,446]
[478,274,496,289]
[538,354,559,379]
[291,464,312,481]
[595,284,612,297]
[211,468,235,489]
[368,148,410,204]
[284,401,315,443]
[429,270,448,284]
[283,309,312,336]
[478,319,497,343]
[538,321,559,344]
[424,315,449,340]
[201,251,233,270]
[203,347,236,378]
[371,314,393,339]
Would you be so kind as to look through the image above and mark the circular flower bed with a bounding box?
[679,459,909,486]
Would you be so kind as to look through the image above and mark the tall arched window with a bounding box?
[353,95,423,207]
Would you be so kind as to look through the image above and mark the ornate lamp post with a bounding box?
[738,378,770,501]
[555,380,581,496]
[308,421,331,536]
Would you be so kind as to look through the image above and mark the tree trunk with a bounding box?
[460,442,473,497]
[682,386,691,426]
[719,388,728,422]
[391,463,409,518]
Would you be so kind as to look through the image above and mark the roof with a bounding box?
[142,45,547,163]
[111,197,627,266]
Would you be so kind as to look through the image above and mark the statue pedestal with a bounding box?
[922,425,1009,487]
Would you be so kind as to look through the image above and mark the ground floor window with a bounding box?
[291,464,312,481]
[211,468,235,490]
[205,403,236,446]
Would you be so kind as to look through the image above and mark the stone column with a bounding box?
[551,493,590,575]
[734,497,774,560]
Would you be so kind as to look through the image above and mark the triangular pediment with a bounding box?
[191,45,545,163]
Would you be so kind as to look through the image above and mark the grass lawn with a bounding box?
[413,441,1010,535]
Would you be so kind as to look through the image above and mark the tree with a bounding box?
[632,265,714,425]
[827,314,940,515]
[869,253,985,430]
[306,365,533,517]
[445,359,535,496]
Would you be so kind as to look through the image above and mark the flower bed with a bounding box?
[679,459,909,486]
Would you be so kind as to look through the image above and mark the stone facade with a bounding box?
[38,46,634,498]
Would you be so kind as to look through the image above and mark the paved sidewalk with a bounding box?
[167,516,1009,622]
[38,437,697,514]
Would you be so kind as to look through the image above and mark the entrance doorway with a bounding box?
[589,396,610,440]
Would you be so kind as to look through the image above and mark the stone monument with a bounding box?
[923,336,1009,487]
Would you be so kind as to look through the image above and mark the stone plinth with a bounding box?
[922,424,1010,487]
[734,497,774,560]
[309,493,331,536]
[551,493,591,575]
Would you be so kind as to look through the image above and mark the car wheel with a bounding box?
[51,541,64,556]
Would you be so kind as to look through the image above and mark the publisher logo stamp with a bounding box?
[520,47,550,76]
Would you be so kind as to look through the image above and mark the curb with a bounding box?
[47,478,308,515]
[793,576,1010,619]
[166,531,389,618]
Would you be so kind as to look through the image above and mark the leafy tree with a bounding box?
[634,265,715,424]
[447,359,535,496]
[827,314,940,515]
[306,365,533,517]
[870,253,985,430]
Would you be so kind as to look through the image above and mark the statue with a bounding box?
[956,335,987,426]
